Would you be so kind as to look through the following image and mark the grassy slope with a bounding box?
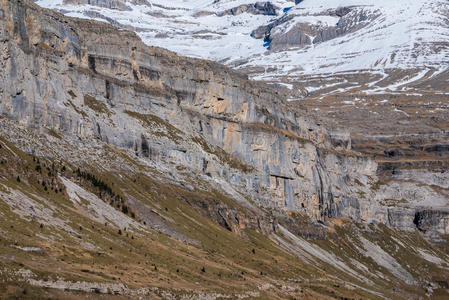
[0,132,447,299]
[0,135,370,299]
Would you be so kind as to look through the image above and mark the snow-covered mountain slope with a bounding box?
[35,0,292,64]
[262,0,449,69]
[248,0,449,92]
[36,0,449,90]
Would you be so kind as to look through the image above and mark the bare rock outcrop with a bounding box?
[218,2,278,16]
[254,6,379,51]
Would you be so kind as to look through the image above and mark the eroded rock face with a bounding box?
[269,23,312,51]
[255,6,378,51]
[0,0,447,236]
[219,2,278,16]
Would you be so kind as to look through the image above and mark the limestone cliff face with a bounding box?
[0,0,446,235]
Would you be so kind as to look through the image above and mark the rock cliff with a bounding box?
[1,0,447,237]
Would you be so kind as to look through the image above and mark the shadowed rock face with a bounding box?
[0,0,448,238]
[414,210,449,234]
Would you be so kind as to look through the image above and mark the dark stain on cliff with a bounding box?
[139,66,160,81]
[105,80,111,100]
[88,55,96,73]
[141,134,150,158]
[12,1,30,53]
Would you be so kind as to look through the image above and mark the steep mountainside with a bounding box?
[34,0,449,194]
[30,0,449,242]
[0,0,448,299]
